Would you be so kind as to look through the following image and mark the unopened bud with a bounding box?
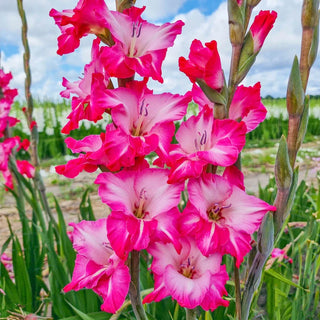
[228,0,245,45]
[116,0,136,12]
[296,96,310,149]
[247,0,262,7]
[197,79,228,107]
[275,136,293,190]
[301,0,319,28]
[257,212,274,255]
[286,56,305,116]
[308,17,319,67]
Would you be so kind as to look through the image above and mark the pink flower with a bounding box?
[192,82,267,133]
[143,237,229,311]
[162,105,246,183]
[271,248,293,264]
[101,7,184,82]
[16,160,35,179]
[95,168,184,258]
[0,137,20,189]
[64,219,130,314]
[55,126,142,178]
[250,10,277,53]
[60,39,109,134]
[180,173,276,267]
[49,0,109,55]
[179,40,224,91]
[101,80,190,159]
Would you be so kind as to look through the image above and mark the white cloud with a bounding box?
[0,0,319,102]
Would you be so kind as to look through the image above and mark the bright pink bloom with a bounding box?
[49,0,109,55]
[64,219,130,313]
[143,237,229,311]
[18,139,30,151]
[1,253,13,273]
[95,168,184,258]
[0,137,20,189]
[271,248,293,264]
[192,82,267,133]
[30,121,37,130]
[16,160,35,179]
[180,173,276,267]
[55,126,142,178]
[162,105,246,183]
[250,10,277,53]
[101,81,190,159]
[0,70,19,137]
[61,39,109,134]
[179,40,224,90]
[229,83,267,132]
[101,7,184,82]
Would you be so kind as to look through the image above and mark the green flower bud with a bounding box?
[275,136,293,190]
[286,56,305,116]
[301,0,319,28]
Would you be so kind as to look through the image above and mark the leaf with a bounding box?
[264,269,309,292]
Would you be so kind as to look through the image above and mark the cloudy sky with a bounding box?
[0,0,319,101]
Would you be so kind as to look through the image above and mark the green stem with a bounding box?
[234,257,242,320]
[129,250,148,320]
[16,0,57,228]
[185,308,198,320]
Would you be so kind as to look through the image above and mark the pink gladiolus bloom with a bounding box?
[192,82,267,133]
[0,137,20,189]
[143,237,229,311]
[250,10,277,53]
[49,0,109,55]
[56,126,143,178]
[229,83,267,132]
[101,81,190,159]
[271,248,293,264]
[64,219,130,313]
[180,173,276,267]
[163,105,246,183]
[16,160,35,179]
[61,39,109,134]
[179,40,224,91]
[101,7,184,82]
[95,168,184,258]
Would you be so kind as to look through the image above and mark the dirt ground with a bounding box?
[0,142,319,247]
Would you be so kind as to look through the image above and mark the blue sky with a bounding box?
[0,0,319,101]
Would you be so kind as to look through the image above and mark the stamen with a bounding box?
[133,100,149,136]
[207,203,231,221]
[200,130,207,145]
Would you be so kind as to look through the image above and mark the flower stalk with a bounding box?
[16,0,56,227]
[128,251,148,320]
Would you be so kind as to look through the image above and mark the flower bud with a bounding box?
[247,0,262,7]
[228,0,245,45]
[275,136,293,190]
[308,17,319,67]
[296,96,310,149]
[116,0,136,12]
[286,56,305,116]
[257,212,274,255]
[301,0,319,28]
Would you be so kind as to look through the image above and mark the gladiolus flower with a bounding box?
[95,168,184,258]
[64,219,130,313]
[49,0,109,55]
[162,105,246,183]
[179,40,225,91]
[180,173,276,266]
[143,237,229,311]
[60,39,109,134]
[250,10,277,53]
[101,80,191,160]
[16,160,35,179]
[101,7,184,82]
